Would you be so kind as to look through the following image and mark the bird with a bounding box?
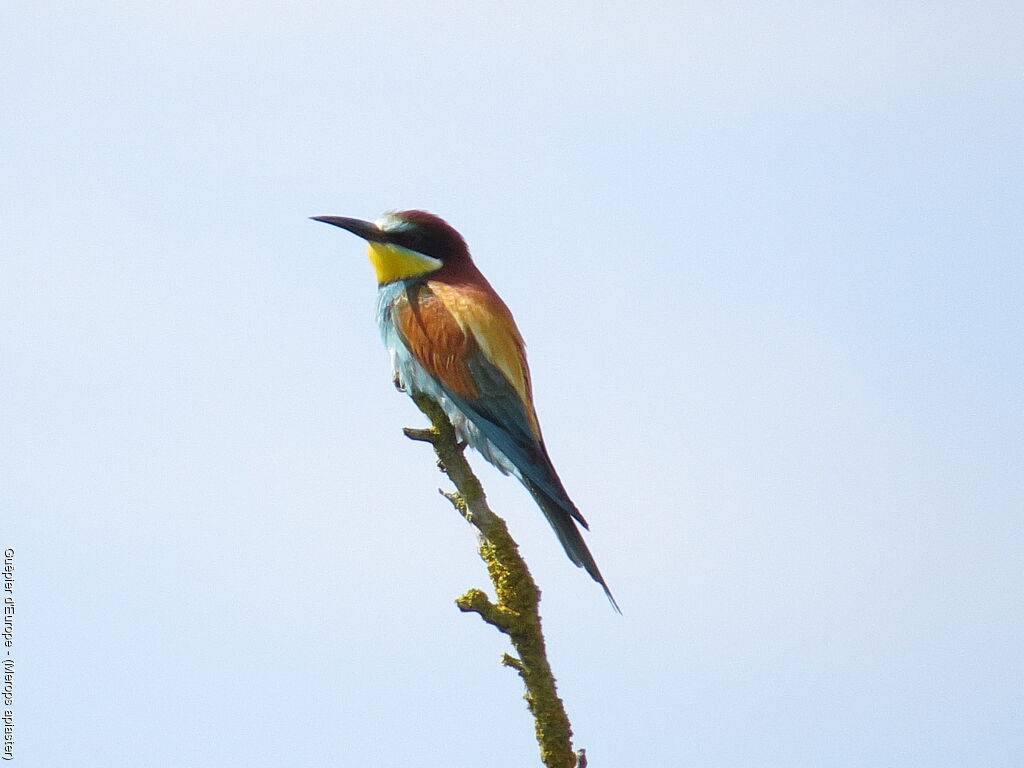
[312,210,617,610]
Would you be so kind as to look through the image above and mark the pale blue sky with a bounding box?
[3,3,1022,766]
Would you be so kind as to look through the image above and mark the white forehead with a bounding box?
[374,212,414,233]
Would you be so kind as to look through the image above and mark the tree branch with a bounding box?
[404,393,580,768]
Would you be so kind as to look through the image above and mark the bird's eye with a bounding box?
[398,229,427,253]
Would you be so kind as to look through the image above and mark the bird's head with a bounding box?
[312,210,471,285]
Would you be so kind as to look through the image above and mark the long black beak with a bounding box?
[310,216,388,243]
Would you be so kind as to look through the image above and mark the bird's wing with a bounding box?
[395,281,536,426]
[395,280,608,598]
[392,282,483,401]
[427,280,539,435]
[393,281,573,503]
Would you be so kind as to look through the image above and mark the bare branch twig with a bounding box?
[406,393,579,768]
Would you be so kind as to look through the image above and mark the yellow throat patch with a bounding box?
[368,242,443,285]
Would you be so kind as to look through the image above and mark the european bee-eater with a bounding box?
[313,210,617,609]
